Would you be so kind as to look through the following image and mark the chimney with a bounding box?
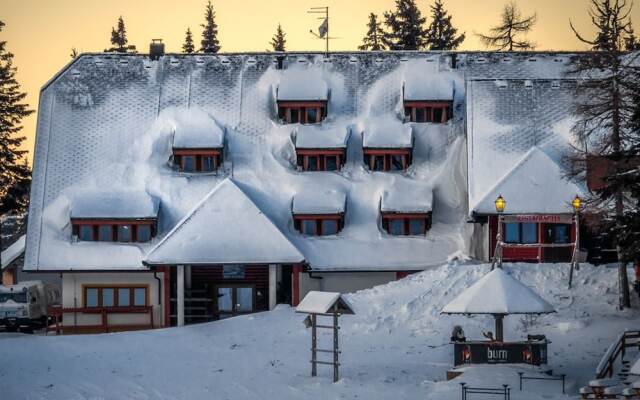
[149,39,165,61]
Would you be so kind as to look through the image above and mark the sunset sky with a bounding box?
[3,0,639,164]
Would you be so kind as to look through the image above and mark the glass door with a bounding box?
[216,286,254,319]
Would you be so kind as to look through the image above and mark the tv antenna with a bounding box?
[308,6,331,56]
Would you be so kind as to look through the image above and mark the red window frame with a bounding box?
[173,148,222,173]
[403,101,452,123]
[72,219,157,243]
[277,101,327,124]
[83,285,149,308]
[293,214,344,236]
[381,213,431,235]
[363,148,412,171]
[296,149,345,171]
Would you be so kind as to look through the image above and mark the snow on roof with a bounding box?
[381,182,433,213]
[296,291,355,314]
[70,191,159,219]
[1,235,26,270]
[471,147,583,214]
[145,179,304,265]
[442,267,555,315]
[295,125,350,149]
[172,108,225,149]
[277,68,328,101]
[292,190,346,215]
[403,73,455,101]
[363,118,413,148]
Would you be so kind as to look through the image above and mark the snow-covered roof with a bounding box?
[295,125,350,149]
[403,73,455,101]
[70,191,159,220]
[363,119,413,148]
[471,147,583,215]
[292,190,346,215]
[442,268,555,315]
[381,183,433,213]
[1,235,25,270]
[172,109,225,149]
[296,291,355,314]
[145,179,304,265]
[277,68,328,101]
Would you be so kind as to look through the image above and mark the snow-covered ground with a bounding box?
[1,262,637,400]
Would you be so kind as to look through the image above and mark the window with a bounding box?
[202,156,215,172]
[364,150,412,172]
[404,101,451,123]
[84,286,148,308]
[174,150,222,173]
[296,151,345,172]
[73,221,156,243]
[182,156,196,172]
[545,224,570,244]
[295,216,343,236]
[278,102,327,124]
[504,222,538,244]
[383,214,430,236]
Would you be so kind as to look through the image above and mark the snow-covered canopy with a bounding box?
[292,190,346,215]
[403,73,455,101]
[471,147,583,215]
[363,119,413,149]
[145,179,304,265]
[1,235,25,270]
[296,291,355,314]
[381,183,433,213]
[70,191,159,220]
[295,125,350,149]
[277,69,328,101]
[172,109,225,149]
[442,268,555,315]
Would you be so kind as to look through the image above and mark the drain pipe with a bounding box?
[153,270,162,307]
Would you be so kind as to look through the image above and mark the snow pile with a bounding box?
[292,190,346,215]
[363,118,413,148]
[277,67,329,101]
[403,72,456,101]
[171,108,225,149]
[381,181,433,213]
[69,190,159,219]
[296,291,354,314]
[0,263,636,400]
[295,125,350,149]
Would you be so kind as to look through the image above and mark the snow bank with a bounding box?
[295,125,350,149]
[363,118,413,148]
[381,182,433,213]
[292,190,346,215]
[70,190,159,219]
[172,108,225,149]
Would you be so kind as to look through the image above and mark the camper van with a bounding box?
[0,281,60,332]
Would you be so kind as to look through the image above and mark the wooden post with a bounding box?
[333,313,339,382]
[269,264,277,311]
[177,264,185,326]
[495,314,504,342]
[569,213,580,289]
[311,314,317,377]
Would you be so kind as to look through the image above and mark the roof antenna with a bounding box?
[308,6,330,57]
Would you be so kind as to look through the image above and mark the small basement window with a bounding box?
[297,150,345,172]
[403,101,452,123]
[294,215,344,236]
[72,220,157,243]
[364,149,412,172]
[382,213,431,236]
[278,101,327,124]
[173,149,222,173]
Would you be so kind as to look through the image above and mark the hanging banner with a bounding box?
[501,214,573,224]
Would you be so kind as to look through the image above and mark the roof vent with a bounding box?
[551,81,561,89]
[149,39,164,61]
[524,80,534,89]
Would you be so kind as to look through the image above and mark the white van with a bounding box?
[0,281,61,332]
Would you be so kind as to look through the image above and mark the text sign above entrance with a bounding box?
[502,214,573,224]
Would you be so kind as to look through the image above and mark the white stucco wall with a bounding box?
[470,222,490,262]
[61,272,164,328]
[299,271,397,300]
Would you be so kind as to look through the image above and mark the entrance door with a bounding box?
[543,223,572,262]
[216,286,254,319]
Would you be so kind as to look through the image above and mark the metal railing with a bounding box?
[595,330,640,379]
[460,383,510,400]
[518,372,566,394]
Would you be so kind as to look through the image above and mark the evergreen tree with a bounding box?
[183,28,195,53]
[200,1,221,53]
[625,22,640,51]
[567,0,637,309]
[383,0,429,50]
[270,24,286,52]
[109,16,129,53]
[70,47,78,59]
[359,13,386,51]
[0,20,33,214]
[425,0,465,50]
[477,1,537,51]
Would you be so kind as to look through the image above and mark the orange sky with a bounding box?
[3,0,639,165]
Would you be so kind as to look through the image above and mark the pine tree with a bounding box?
[567,0,637,309]
[183,28,195,53]
[109,16,129,52]
[425,0,465,50]
[359,13,387,51]
[625,22,640,51]
[70,47,78,59]
[0,20,33,214]
[200,1,221,53]
[477,1,537,51]
[383,0,429,50]
[270,24,286,52]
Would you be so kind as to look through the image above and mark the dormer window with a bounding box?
[277,75,329,124]
[402,78,454,123]
[171,110,225,173]
[380,185,433,236]
[362,121,413,172]
[295,126,349,171]
[292,191,346,236]
[70,191,159,243]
